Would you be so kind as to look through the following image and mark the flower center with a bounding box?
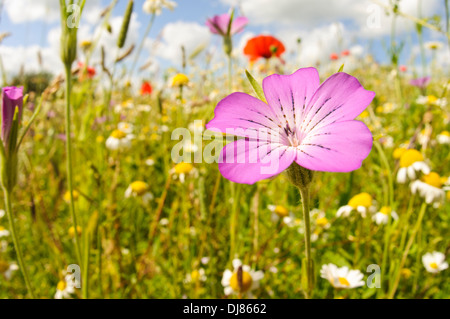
[440,131,450,137]
[429,262,438,269]
[130,181,148,195]
[427,95,437,104]
[379,206,391,215]
[190,270,200,281]
[393,147,407,159]
[274,205,289,217]
[399,149,424,167]
[348,192,372,208]
[422,172,442,188]
[111,129,127,139]
[316,217,329,227]
[57,280,67,291]
[0,226,5,231]
[338,277,350,287]
[230,271,253,293]
[175,162,193,174]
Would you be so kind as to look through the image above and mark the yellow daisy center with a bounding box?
[427,95,437,104]
[429,262,438,269]
[64,190,79,202]
[399,149,423,167]
[0,226,5,231]
[274,205,289,217]
[393,147,407,159]
[110,129,127,139]
[190,270,200,282]
[348,192,372,208]
[316,217,329,227]
[379,206,391,215]
[174,162,193,174]
[130,181,148,195]
[422,172,442,188]
[338,277,350,287]
[439,131,450,137]
[57,280,67,291]
[172,73,189,87]
[230,271,253,293]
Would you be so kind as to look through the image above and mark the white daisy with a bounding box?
[221,259,264,297]
[117,122,134,134]
[410,172,445,206]
[54,275,76,299]
[105,129,134,151]
[145,157,155,166]
[336,192,376,218]
[170,162,197,183]
[0,209,4,218]
[125,181,153,204]
[396,149,430,184]
[184,268,207,284]
[372,206,399,225]
[267,205,298,227]
[0,226,10,238]
[422,251,448,273]
[0,261,18,280]
[320,263,365,289]
[437,131,450,145]
[143,0,177,15]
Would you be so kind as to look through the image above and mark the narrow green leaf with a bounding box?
[245,70,266,103]
[17,96,43,150]
[338,64,345,73]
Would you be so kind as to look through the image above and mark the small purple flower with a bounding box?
[206,68,375,184]
[410,76,430,89]
[1,86,23,146]
[206,13,248,36]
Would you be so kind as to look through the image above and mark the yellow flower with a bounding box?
[172,73,189,87]
[273,205,289,218]
[348,192,372,208]
[400,268,412,279]
[399,149,423,168]
[64,190,80,203]
[316,216,329,227]
[359,110,369,119]
[69,226,82,238]
[96,136,105,143]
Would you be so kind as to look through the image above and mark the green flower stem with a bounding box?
[64,64,83,269]
[227,54,232,93]
[3,188,35,298]
[229,182,241,263]
[388,201,427,299]
[299,186,313,298]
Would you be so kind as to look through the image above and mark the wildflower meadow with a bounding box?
[0,0,448,301]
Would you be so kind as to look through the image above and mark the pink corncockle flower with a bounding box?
[410,76,430,89]
[206,67,375,184]
[1,86,23,147]
[206,13,248,36]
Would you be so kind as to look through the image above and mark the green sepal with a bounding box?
[245,70,267,103]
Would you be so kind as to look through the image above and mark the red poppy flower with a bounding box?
[399,65,407,72]
[243,35,285,62]
[340,50,350,57]
[140,81,152,95]
[330,53,339,60]
[77,62,96,80]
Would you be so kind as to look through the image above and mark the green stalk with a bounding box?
[229,182,240,263]
[299,186,313,298]
[388,202,427,298]
[64,64,83,268]
[3,189,35,298]
[227,54,232,93]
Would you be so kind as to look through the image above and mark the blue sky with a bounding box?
[0,0,448,82]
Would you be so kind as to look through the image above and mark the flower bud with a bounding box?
[117,0,134,49]
[285,162,314,189]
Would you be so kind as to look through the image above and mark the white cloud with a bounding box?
[221,0,442,37]
[153,21,211,66]
[4,0,103,24]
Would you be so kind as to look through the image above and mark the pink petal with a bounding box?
[219,138,296,184]
[206,92,281,139]
[262,67,320,134]
[206,14,230,35]
[300,72,375,134]
[295,120,373,172]
[230,17,248,35]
